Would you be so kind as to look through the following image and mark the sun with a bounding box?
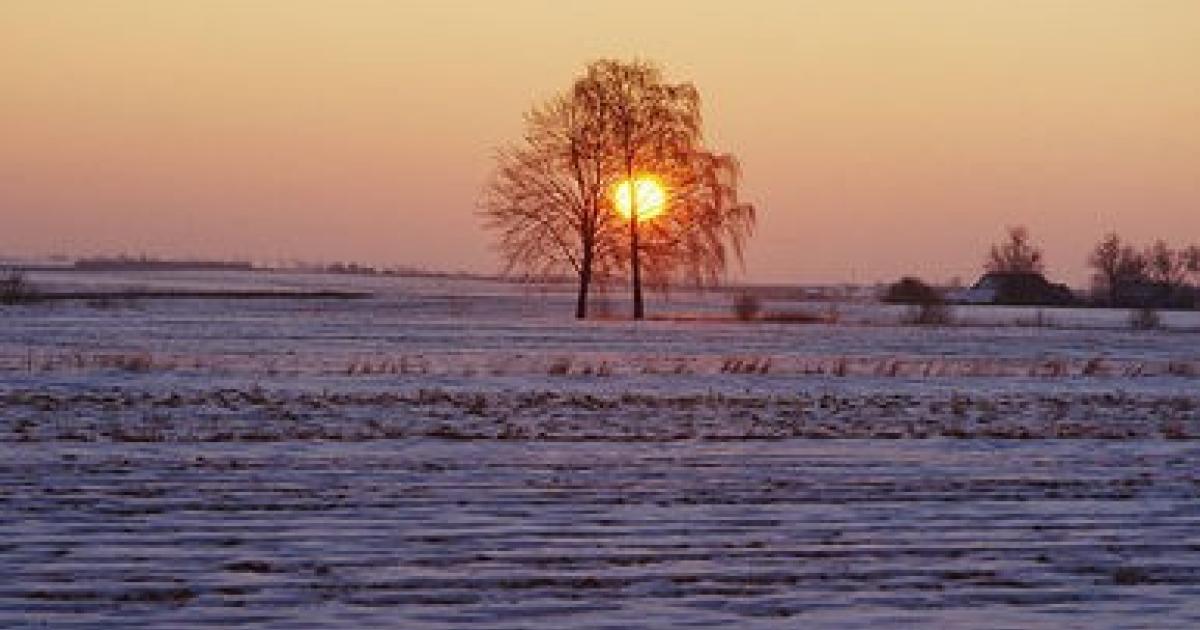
[612,175,667,221]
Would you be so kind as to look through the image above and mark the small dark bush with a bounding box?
[760,310,830,324]
[1129,307,1160,330]
[902,301,955,326]
[0,268,37,305]
[904,301,954,326]
[886,276,952,325]
[883,277,942,304]
[732,292,762,321]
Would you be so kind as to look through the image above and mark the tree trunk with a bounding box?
[575,251,592,319]
[627,157,644,321]
[631,213,643,319]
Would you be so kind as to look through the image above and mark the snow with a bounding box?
[1,269,1198,628]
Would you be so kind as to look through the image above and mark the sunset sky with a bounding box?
[3,1,1197,285]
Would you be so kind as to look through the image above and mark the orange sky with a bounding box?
[2,1,1198,285]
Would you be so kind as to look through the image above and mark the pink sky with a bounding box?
[2,1,1198,285]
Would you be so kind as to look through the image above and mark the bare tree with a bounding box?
[1184,245,1200,308]
[1184,245,1200,272]
[985,226,1044,275]
[482,59,755,319]
[1088,233,1123,294]
[1088,233,1146,305]
[481,93,619,319]
[1145,240,1186,289]
[1184,245,1200,286]
[573,59,705,319]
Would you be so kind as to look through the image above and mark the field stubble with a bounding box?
[2,271,1199,628]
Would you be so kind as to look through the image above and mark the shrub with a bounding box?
[883,276,942,304]
[904,301,954,326]
[1129,307,1160,330]
[887,276,952,326]
[732,292,762,321]
[759,309,829,324]
[0,268,37,305]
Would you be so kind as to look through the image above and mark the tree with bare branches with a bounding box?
[1088,232,1146,305]
[1184,245,1200,284]
[572,60,705,318]
[1144,240,1186,289]
[481,59,755,319]
[480,93,617,319]
[985,226,1044,275]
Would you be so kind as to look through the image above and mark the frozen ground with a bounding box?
[2,270,1199,628]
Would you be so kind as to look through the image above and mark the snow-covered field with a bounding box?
[2,270,1199,628]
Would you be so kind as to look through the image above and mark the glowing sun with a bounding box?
[613,176,667,221]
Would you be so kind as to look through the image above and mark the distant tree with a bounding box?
[0,268,34,305]
[1144,240,1186,289]
[1088,233,1123,293]
[1183,245,1200,308]
[1088,233,1147,305]
[1184,245,1200,288]
[482,59,755,319]
[985,226,1044,275]
[1184,245,1200,273]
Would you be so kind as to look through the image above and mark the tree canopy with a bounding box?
[985,226,1044,275]
[481,59,755,318]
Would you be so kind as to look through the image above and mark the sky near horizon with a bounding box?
[2,1,1198,285]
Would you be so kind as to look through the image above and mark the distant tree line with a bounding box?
[886,227,1200,311]
[73,256,253,272]
[1088,234,1200,308]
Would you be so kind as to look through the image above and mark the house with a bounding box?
[950,272,1076,306]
